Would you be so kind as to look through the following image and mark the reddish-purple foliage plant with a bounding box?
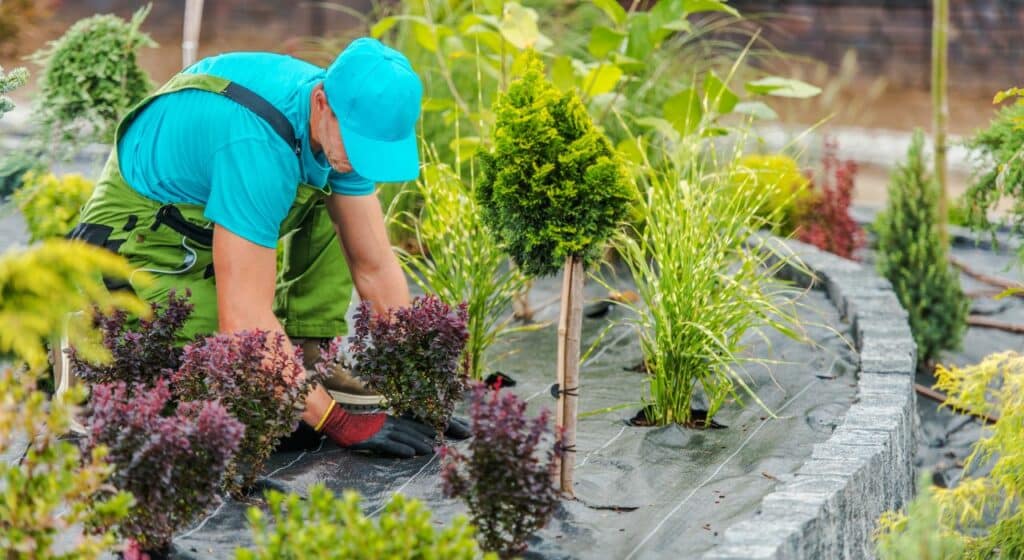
[440,382,562,556]
[69,289,193,386]
[172,329,322,495]
[797,140,866,260]
[336,295,469,435]
[84,378,243,552]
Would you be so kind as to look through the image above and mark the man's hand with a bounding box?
[317,401,436,458]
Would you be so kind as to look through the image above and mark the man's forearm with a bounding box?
[351,256,410,312]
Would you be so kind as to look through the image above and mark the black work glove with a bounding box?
[400,413,472,441]
[319,403,435,458]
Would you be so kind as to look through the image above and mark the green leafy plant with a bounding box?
[393,158,532,380]
[30,6,155,151]
[237,484,495,560]
[441,383,561,557]
[85,378,244,553]
[14,171,95,242]
[173,329,321,495]
[875,474,965,560]
[875,129,968,369]
[877,352,1024,558]
[964,92,1024,260]
[0,65,28,120]
[609,135,805,426]
[731,153,813,234]
[335,295,469,435]
[1,367,133,559]
[477,50,632,277]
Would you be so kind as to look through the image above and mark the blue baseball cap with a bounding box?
[323,38,422,182]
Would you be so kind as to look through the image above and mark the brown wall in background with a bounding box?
[731,0,1023,90]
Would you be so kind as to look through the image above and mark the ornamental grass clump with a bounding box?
[441,383,561,557]
[611,137,805,426]
[875,129,968,369]
[14,171,94,242]
[392,157,532,380]
[1,367,133,559]
[876,351,1024,558]
[237,484,495,560]
[173,329,321,495]
[336,295,469,435]
[30,6,154,150]
[84,379,243,553]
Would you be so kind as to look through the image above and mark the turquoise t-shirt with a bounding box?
[117,52,375,248]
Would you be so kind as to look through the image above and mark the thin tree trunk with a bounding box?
[556,256,583,496]
[182,0,205,69]
[932,0,949,240]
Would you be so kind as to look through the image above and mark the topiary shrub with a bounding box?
[731,153,814,234]
[797,141,865,259]
[440,382,561,557]
[875,129,968,369]
[0,367,133,559]
[236,484,495,560]
[476,50,633,278]
[14,171,95,242]
[172,329,322,495]
[29,6,155,150]
[326,294,469,435]
[69,290,193,388]
[84,378,243,553]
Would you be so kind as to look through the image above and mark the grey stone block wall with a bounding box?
[706,238,919,560]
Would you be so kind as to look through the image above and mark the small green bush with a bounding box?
[237,484,495,560]
[477,50,633,277]
[731,154,813,234]
[14,171,95,242]
[877,352,1024,559]
[30,6,154,150]
[964,98,1024,252]
[875,130,968,369]
[0,368,133,559]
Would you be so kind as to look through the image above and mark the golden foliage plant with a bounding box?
[14,171,95,242]
[0,240,148,370]
[730,154,813,234]
[876,351,1024,559]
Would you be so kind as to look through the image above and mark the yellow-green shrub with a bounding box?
[14,171,95,242]
[876,351,1024,559]
[237,484,495,559]
[731,154,813,234]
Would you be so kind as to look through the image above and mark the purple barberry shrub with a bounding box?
[333,295,469,436]
[84,378,243,551]
[172,329,323,495]
[69,289,193,386]
[440,382,562,556]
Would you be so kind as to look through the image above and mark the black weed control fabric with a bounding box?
[163,276,857,559]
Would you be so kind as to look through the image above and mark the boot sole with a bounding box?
[328,389,387,408]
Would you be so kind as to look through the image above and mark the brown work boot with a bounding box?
[297,338,386,409]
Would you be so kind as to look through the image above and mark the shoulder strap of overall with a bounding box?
[127,73,302,158]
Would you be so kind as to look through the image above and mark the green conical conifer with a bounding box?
[875,129,968,369]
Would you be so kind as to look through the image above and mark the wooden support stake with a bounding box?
[556,255,583,496]
[182,0,205,69]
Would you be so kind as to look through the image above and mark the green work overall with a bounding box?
[71,73,354,342]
